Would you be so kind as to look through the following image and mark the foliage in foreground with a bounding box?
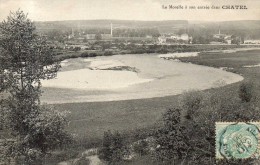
[109,82,256,164]
[98,130,129,164]
[153,108,189,164]
[152,81,260,165]
[95,81,259,165]
[0,10,71,165]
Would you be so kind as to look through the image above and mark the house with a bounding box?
[146,35,153,39]
[84,34,96,40]
[180,34,189,41]
[158,36,167,44]
[224,35,232,44]
[244,40,260,44]
[101,34,112,40]
[76,37,85,43]
[170,34,180,40]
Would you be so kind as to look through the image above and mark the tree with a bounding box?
[73,46,81,52]
[179,90,205,120]
[153,108,189,164]
[98,130,126,164]
[0,10,71,164]
[132,140,149,156]
[95,33,102,40]
[239,81,253,102]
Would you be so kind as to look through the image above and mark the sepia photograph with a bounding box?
[0,0,260,164]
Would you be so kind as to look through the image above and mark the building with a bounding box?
[170,34,180,40]
[158,36,167,44]
[224,35,232,44]
[84,34,96,40]
[213,27,234,44]
[146,35,153,39]
[158,33,192,44]
[68,28,75,39]
[213,33,226,39]
[180,34,189,41]
[244,40,260,44]
[101,34,112,40]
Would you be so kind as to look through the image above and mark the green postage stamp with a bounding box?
[216,122,260,159]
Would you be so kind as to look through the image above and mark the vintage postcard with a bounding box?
[0,0,260,165]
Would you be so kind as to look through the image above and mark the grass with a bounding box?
[2,49,260,164]
[181,50,260,69]
[52,50,260,144]
[53,94,179,146]
[56,51,258,132]
[48,49,260,164]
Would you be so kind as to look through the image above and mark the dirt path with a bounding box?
[86,155,103,165]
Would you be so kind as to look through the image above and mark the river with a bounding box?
[41,53,243,103]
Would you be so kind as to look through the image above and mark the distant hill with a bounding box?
[190,20,260,30]
[189,20,260,39]
[35,20,260,39]
[35,20,188,33]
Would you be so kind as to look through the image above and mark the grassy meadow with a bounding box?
[53,93,179,146]
[52,49,260,147]
[2,48,259,165]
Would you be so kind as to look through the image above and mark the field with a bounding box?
[51,49,260,148]
[3,48,259,165]
[44,49,260,165]
[2,48,260,165]
[52,92,179,145]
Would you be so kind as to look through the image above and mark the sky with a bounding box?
[0,0,260,22]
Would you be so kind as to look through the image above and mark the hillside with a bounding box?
[190,20,260,39]
[35,20,188,33]
[34,19,260,39]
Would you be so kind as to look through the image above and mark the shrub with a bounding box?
[239,82,253,102]
[88,52,97,57]
[98,131,127,163]
[80,52,89,57]
[179,90,206,120]
[104,51,113,56]
[73,47,81,52]
[133,140,149,156]
[153,108,189,164]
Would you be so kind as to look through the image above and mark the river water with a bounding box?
[41,53,243,103]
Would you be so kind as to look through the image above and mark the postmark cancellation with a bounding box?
[216,122,260,159]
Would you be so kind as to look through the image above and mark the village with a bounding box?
[41,22,259,54]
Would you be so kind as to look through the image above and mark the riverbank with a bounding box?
[54,44,260,61]
[43,49,260,165]
[41,53,243,103]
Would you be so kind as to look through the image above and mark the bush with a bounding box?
[98,131,127,163]
[179,90,206,120]
[73,47,81,52]
[153,108,189,163]
[80,52,89,57]
[104,51,113,56]
[239,82,253,102]
[88,52,97,57]
[133,140,149,156]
